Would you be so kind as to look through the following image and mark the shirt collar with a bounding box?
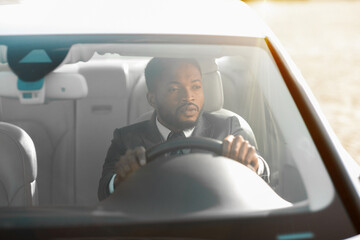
[156,117,195,140]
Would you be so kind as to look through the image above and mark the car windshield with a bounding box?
[0,38,335,221]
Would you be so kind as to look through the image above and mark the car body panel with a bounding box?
[0,0,359,239]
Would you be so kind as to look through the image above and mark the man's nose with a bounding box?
[181,88,194,102]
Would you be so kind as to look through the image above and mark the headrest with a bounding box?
[0,71,88,104]
[78,61,127,98]
[198,59,224,112]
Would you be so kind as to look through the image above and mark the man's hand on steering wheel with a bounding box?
[114,146,146,189]
[113,136,260,188]
[222,135,259,172]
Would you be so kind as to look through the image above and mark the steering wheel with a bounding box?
[146,137,223,162]
[100,137,292,215]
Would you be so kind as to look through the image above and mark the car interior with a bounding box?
[0,43,320,211]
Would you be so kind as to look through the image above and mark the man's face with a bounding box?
[148,62,204,131]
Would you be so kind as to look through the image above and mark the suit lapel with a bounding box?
[192,113,214,138]
[190,113,215,154]
[141,111,164,149]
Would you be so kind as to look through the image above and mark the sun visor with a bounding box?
[0,71,88,104]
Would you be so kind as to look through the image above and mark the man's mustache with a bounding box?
[176,102,200,113]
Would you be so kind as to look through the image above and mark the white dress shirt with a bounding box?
[156,117,194,140]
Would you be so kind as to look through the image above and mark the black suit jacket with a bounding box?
[98,111,269,201]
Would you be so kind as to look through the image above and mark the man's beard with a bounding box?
[157,102,203,130]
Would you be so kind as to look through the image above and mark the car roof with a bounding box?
[0,0,268,38]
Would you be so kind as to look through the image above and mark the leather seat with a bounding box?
[0,71,88,205]
[0,122,38,206]
[75,61,129,205]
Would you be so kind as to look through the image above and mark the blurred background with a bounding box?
[247,0,360,165]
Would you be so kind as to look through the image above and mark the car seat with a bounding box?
[128,58,259,148]
[75,61,129,205]
[218,56,307,202]
[0,122,38,206]
[0,71,88,205]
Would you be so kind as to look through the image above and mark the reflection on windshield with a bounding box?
[0,43,333,218]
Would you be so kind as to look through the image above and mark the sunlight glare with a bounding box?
[257,0,272,19]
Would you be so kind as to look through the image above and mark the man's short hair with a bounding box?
[145,58,202,93]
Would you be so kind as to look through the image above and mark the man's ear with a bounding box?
[147,92,157,108]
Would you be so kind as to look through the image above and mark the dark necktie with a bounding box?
[167,131,186,141]
[167,131,186,155]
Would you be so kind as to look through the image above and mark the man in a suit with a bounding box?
[98,58,269,201]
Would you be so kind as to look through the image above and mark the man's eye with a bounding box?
[193,85,201,90]
[169,88,179,93]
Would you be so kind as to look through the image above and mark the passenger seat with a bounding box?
[0,71,88,206]
[76,61,129,205]
[0,122,38,206]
